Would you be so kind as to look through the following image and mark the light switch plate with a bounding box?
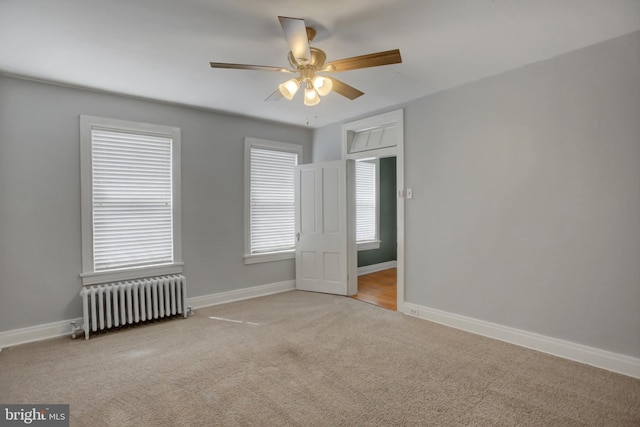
[406,188,413,199]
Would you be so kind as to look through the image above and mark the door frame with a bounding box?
[341,109,405,310]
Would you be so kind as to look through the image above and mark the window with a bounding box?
[80,116,182,285]
[244,138,302,264]
[355,158,380,250]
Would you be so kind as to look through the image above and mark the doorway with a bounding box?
[351,156,397,310]
[341,109,404,312]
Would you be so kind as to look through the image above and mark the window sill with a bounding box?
[244,251,294,265]
[357,240,381,251]
[81,263,184,286]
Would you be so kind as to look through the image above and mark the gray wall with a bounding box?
[313,31,640,358]
[0,76,312,332]
[358,157,397,267]
[311,121,342,162]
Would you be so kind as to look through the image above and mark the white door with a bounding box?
[295,160,357,295]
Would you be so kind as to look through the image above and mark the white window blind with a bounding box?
[249,147,298,254]
[356,160,376,243]
[91,129,174,271]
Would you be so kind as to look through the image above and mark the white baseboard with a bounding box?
[187,280,295,310]
[357,260,397,276]
[400,302,640,379]
[0,317,83,351]
[0,280,295,351]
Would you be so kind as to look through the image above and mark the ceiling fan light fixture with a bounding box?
[304,81,320,106]
[278,78,301,100]
[210,17,402,106]
[312,75,333,97]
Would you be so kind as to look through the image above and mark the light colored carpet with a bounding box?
[1,290,638,426]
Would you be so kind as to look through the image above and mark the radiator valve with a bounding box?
[70,321,82,340]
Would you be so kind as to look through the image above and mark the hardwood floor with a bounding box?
[352,268,397,311]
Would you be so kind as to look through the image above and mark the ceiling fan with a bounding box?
[210,16,402,106]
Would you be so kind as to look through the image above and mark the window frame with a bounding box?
[355,157,381,251]
[80,115,183,286]
[244,137,303,264]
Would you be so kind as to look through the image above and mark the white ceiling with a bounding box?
[2,0,639,128]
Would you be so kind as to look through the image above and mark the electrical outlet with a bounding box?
[409,308,419,316]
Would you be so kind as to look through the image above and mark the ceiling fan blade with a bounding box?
[327,77,364,100]
[278,16,311,63]
[324,49,402,72]
[210,62,292,73]
[265,89,284,102]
